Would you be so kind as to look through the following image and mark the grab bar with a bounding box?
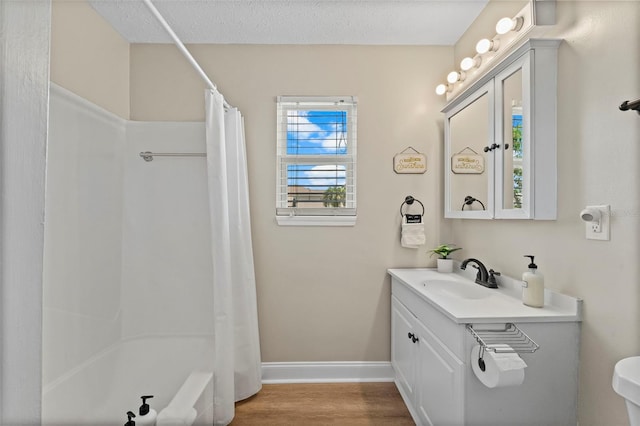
[140,151,206,162]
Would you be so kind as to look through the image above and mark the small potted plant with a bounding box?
[429,244,462,273]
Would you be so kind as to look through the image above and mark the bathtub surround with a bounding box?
[44,85,213,424]
[44,83,261,424]
[44,84,125,386]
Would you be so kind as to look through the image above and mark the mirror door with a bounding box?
[495,53,531,219]
[444,82,494,219]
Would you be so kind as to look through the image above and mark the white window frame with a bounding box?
[276,96,357,226]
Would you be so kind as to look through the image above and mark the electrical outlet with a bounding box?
[585,205,610,241]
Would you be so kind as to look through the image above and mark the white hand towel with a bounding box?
[401,222,426,248]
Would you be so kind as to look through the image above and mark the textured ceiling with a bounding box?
[88,0,489,45]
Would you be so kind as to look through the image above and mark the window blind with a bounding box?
[276,96,357,217]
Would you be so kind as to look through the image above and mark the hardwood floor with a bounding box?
[230,382,415,425]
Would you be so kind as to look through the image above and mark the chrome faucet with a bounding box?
[460,258,498,288]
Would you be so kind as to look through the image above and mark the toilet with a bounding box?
[613,356,640,426]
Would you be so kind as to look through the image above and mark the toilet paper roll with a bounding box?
[471,344,527,388]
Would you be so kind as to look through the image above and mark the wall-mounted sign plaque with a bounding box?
[451,148,484,174]
[393,147,427,174]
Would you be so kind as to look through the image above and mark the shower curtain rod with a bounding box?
[142,0,232,110]
[140,151,206,162]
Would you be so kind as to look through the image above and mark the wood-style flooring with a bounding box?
[230,382,415,425]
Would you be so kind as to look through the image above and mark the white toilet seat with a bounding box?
[613,356,640,406]
[613,356,640,426]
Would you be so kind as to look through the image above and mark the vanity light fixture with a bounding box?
[447,71,465,84]
[435,83,450,96]
[476,38,499,55]
[460,56,482,71]
[495,16,524,35]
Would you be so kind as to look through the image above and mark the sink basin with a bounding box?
[422,279,493,300]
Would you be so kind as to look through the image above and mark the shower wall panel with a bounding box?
[121,121,214,339]
[43,84,125,386]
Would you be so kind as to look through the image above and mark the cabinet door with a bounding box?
[442,39,558,220]
[391,297,417,401]
[444,82,495,219]
[494,52,532,219]
[414,320,465,426]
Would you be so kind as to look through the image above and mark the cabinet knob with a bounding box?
[408,332,414,340]
[412,335,419,343]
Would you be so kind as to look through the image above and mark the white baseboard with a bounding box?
[261,361,394,384]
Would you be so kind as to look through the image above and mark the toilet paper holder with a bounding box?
[466,323,539,371]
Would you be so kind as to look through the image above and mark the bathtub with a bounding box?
[42,336,214,425]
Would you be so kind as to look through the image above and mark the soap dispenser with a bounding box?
[522,255,544,308]
[124,411,136,426]
[136,395,157,426]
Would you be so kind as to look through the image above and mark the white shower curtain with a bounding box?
[205,88,262,425]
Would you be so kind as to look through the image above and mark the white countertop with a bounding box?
[388,268,582,324]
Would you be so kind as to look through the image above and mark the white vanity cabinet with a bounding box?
[443,39,561,220]
[389,268,582,426]
[392,296,464,425]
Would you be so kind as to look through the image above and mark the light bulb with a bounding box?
[496,16,524,35]
[496,17,515,35]
[476,38,499,55]
[447,71,465,84]
[460,56,481,71]
[435,84,448,96]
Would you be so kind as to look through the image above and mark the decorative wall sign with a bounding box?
[394,147,427,174]
[451,147,485,174]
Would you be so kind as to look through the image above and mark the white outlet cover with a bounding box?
[585,205,610,241]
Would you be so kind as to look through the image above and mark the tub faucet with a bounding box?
[460,258,497,288]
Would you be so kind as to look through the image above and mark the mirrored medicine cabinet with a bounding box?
[443,39,561,220]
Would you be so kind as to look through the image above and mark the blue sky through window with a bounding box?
[287,109,348,189]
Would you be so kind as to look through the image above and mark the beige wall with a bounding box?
[131,44,452,361]
[50,0,130,118]
[450,2,640,425]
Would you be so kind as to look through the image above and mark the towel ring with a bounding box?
[400,195,425,217]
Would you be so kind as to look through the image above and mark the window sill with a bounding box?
[275,215,357,227]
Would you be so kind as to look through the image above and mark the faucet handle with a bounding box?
[488,269,501,285]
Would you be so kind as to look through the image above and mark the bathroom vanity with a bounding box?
[388,268,582,426]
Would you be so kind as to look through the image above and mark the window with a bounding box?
[276,96,357,226]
